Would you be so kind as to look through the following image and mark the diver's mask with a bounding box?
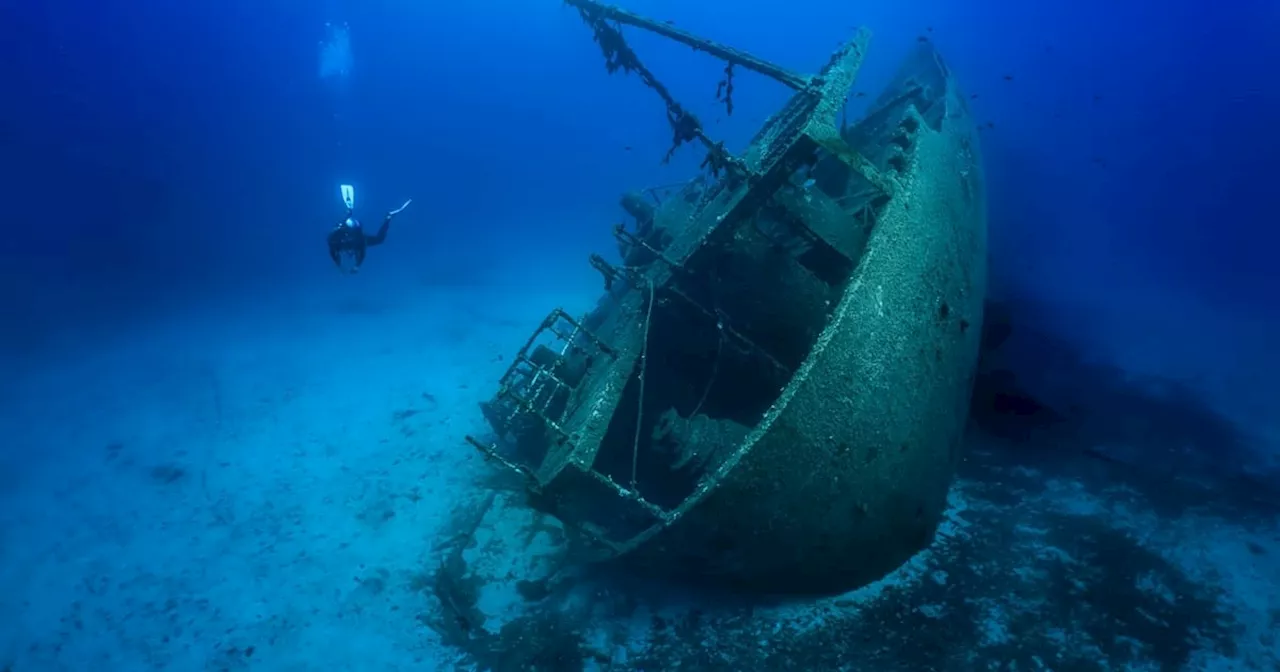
[343,217,360,228]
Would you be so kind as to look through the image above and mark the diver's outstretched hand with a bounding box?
[388,199,412,217]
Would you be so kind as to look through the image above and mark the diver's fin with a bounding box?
[340,184,355,210]
[389,199,412,216]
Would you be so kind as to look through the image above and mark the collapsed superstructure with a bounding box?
[465,0,988,594]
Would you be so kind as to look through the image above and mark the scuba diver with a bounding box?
[327,184,412,273]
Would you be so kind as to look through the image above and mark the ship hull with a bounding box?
[621,48,988,593]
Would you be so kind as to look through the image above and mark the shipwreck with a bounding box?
[464,0,987,594]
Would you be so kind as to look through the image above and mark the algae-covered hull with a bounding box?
[466,0,987,594]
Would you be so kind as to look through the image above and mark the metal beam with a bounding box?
[564,0,808,90]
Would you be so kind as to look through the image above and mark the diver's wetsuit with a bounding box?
[327,212,391,271]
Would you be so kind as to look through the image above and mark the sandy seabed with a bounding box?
[0,279,1276,671]
[0,279,602,671]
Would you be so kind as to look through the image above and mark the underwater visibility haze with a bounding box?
[0,0,1277,669]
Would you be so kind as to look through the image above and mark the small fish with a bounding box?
[1003,74,1014,81]
[802,178,816,190]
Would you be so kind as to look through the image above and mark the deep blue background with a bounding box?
[1,0,1275,348]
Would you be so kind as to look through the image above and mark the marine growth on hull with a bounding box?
[466,0,982,586]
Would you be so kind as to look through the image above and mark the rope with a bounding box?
[630,279,655,491]
[690,323,724,419]
[691,259,726,419]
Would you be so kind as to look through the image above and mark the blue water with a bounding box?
[1,0,1276,669]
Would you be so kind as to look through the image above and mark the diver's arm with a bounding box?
[366,202,409,248]
[365,214,392,247]
[365,199,411,247]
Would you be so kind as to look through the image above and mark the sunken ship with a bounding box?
[465,0,987,594]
